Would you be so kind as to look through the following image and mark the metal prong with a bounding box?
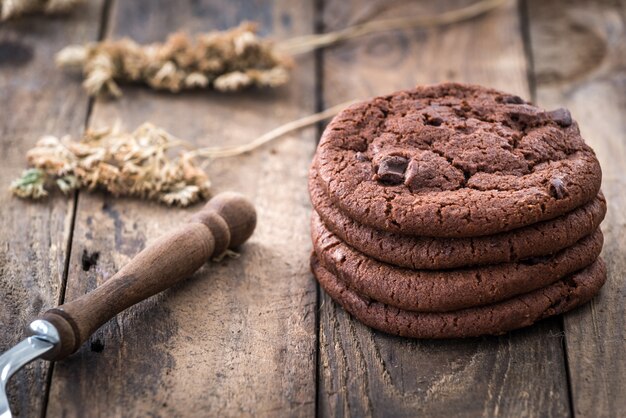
[0,320,59,418]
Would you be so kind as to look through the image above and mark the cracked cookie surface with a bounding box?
[315,83,602,237]
[312,214,603,312]
[309,167,606,269]
[311,255,606,338]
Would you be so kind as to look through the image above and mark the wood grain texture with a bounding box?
[318,0,571,416]
[45,1,318,416]
[528,0,626,416]
[3,1,622,416]
[39,194,255,361]
[0,2,103,417]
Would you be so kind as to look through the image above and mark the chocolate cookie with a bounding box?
[311,255,606,338]
[315,83,602,237]
[310,167,606,269]
[313,214,603,311]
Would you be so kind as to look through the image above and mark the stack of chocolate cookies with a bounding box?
[309,83,606,338]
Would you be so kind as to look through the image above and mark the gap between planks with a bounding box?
[41,2,115,417]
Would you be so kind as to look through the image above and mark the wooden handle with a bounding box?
[35,192,256,361]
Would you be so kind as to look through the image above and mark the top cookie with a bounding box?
[315,83,602,237]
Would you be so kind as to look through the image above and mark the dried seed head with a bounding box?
[184,72,209,88]
[10,168,48,199]
[1,0,81,20]
[11,123,212,206]
[55,44,88,68]
[56,22,291,97]
[214,71,252,92]
[10,101,354,206]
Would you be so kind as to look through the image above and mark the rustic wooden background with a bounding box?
[0,0,624,416]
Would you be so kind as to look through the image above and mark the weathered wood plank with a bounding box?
[0,3,104,417]
[318,1,571,416]
[528,0,626,416]
[46,1,318,416]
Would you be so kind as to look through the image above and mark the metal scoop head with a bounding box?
[0,320,59,418]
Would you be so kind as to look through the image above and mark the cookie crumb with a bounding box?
[550,177,567,199]
[355,152,369,162]
[502,95,525,104]
[332,249,346,263]
[547,108,572,127]
[81,249,100,271]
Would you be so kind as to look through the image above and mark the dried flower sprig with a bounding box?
[186,100,356,159]
[277,0,508,55]
[55,0,507,98]
[0,0,81,20]
[10,100,355,206]
[276,0,511,55]
[11,123,211,206]
[56,22,291,97]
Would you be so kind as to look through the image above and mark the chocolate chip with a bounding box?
[423,111,444,126]
[547,108,572,127]
[355,152,369,162]
[403,152,465,191]
[425,116,443,126]
[81,249,100,271]
[403,159,423,190]
[503,95,525,104]
[550,177,567,199]
[376,155,408,184]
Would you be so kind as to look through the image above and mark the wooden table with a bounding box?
[1,0,624,416]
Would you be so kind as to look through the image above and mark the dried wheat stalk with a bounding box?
[187,100,356,159]
[10,101,354,206]
[56,0,507,97]
[11,123,211,206]
[277,0,508,55]
[0,0,81,20]
[56,22,291,97]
